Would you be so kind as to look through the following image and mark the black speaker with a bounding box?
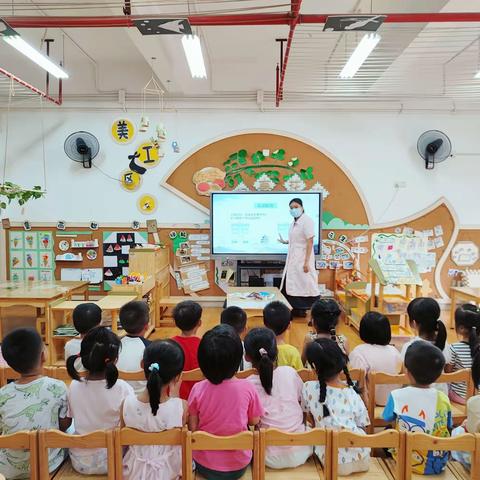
[248,276,265,287]
[273,277,282,288]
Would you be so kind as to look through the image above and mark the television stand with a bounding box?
[236,260,285,287]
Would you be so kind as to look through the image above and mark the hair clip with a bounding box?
[148,363,160,372]
[259,348,268,357]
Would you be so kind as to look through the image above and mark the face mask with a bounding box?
[290,207,302,218]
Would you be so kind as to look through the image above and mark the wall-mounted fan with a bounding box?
[417,130,452,170]
[64,131,99,168]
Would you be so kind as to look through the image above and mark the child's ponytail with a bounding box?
[143,340,185,416]
[311,299,342,340]
[146,363,163,416]
[66,354,81,381]
[244,328,277,396]
[408,298,446,351]
[434,319,447,352]
[343,365,361,395]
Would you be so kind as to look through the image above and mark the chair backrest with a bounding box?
[0,367,52,387]
[405,432,479,480]
[118,370,145,381]
[298,368,365,389]
[49,366,86,384]
[331,429,404,480]
[260,428,329,479]
[0,431,38,480]
[181,368,205,382]
[114,427,185,477]
[184,430,259,480]
[38,430,115,480]
[235,368,257,379]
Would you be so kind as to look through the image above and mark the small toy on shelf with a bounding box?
[115,272,145,285]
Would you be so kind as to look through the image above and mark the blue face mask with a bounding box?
[290,207,302,218]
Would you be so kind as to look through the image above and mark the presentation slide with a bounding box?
[211,192,321,255]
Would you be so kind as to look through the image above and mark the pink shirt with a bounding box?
[188,378,264,472]
[349,343,401,406]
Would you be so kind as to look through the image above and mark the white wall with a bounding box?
[0,109,479,226]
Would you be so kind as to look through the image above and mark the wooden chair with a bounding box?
[259,428,328,479]
[0,366,53,387]
[49,366,86,385]
[181,368,205,382]
[118,370,145,382]
[38,430,115,480]
[297,368,365,390]
[0,431,38,480]
[184,430,259,480]
[114,427,185,479]
[368,369,474,432]
[405,432,480,480]
[331,429,405,480]
[236,368,257,379]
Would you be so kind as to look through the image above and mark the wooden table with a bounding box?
[226,287,291,318]
[49,294,137,365]
[0,281,89,342]
[450,286,480,329]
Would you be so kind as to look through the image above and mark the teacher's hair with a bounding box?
[289,198,303,208]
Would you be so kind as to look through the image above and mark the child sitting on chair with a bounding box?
[0,328,71,479]
[122,340,186,480]
[245,327,312,469]
[303,338,370,476]
[221,306,251,370]
[383,341,452,475]
[188,324,264,480]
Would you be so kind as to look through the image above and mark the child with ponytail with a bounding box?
[66,326,134,475]
[301,299,348,365]
[244,328,312,469]
[446,304,480,403]
[122,340,186,480]
[303,338,370,476]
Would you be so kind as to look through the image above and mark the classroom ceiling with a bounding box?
[2,0,480,109]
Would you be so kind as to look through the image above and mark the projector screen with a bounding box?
[210,192,322,256]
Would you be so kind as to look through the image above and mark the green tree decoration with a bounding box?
[0,183,45,211]
[223,148,314,189]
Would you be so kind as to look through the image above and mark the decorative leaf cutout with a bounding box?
[271,149,285,160]
[246,168,255,176]
[229,152,238,160]
[238,149,247,158]
[231,162,238,169]
[251,151,265,164]
[239,157,247,165]
[227,177,235,187]
[234,174,243,183]
[289,157,299,167]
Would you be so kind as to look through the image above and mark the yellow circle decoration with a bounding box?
[111,119,135,144]
[120,169,142,192]
[134,142,160,169]
[137,194,158,215]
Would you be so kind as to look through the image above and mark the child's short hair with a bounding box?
[220,306,247,334]
[66,326,121,389]
[359,311,391,346]
[198,324,243,384]
[404,341,445,386]
[173,300,202,332]
[2,328,43,374]
[263,301,291,336]
[311,299,341,336]
[119,300,149,335]
[72,303,102,334]
[143,340,185,416]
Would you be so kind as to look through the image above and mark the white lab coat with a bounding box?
[281,213,319,297]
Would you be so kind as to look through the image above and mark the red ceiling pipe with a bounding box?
[275,0,302,107]
[7,12,480,29]
[0,66,62,105]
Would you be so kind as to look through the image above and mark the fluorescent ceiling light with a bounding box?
[182,34,207,79]
[3,35,68,79]
[339,33,381,79]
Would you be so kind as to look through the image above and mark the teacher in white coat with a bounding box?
[279,198,320,317]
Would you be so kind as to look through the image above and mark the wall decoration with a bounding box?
[253,173,276,191]
[102,231,148,290]
[86,249,97,261]
[137,194,158,215]
[111,118,135,144]
[23,221,31,231]
[309,181,330,198]
[192,167,226,196]
[132,142,160,169]
[284,173,306,192]
[120,170,143,192]
[58,240,70,252]
[451,241,479,267]
[56,221,66,231]
[172,141,180,153]
[232,182,250,192]
[90,222,99,231]
[9,231,56,282]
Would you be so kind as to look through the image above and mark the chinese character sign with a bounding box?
[112,119,135,144]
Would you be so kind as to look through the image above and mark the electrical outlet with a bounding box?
[394,181,407,189]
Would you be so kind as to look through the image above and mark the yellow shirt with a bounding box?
[277,343,303,370]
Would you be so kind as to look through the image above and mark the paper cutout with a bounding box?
[434,236,444,248]
[106,245,114,253]
[114,244,121,251]
[253,173,276,192]
[112,118,135,144]
[284,173,306,192]
[120,169,143,192]
[434,225,444,236]
[137,193,158,214]
[451,242,479,267]
[192,167,226,196]
[120,235,126,242]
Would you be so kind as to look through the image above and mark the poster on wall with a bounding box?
[9,231,55,282]
[102,231,148,290]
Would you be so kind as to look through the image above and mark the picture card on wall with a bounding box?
[10,232,23,250]
[10,270,24,282]
[25,269,39,281]
[24,251,38,269]
[24,232,38,250]
[104,256,118,268]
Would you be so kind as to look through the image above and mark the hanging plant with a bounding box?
[0,183,45,210]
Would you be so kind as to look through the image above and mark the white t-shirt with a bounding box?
[117,336,149,394]
[349,344,402,406]
[68,378,134,474]
[64,338,84,371]
[0,377,68,479]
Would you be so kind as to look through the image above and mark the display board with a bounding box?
[210,192,322,255]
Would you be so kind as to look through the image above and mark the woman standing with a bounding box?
[279,198,320,317]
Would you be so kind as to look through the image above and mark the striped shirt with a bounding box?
[449,341,472,398]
